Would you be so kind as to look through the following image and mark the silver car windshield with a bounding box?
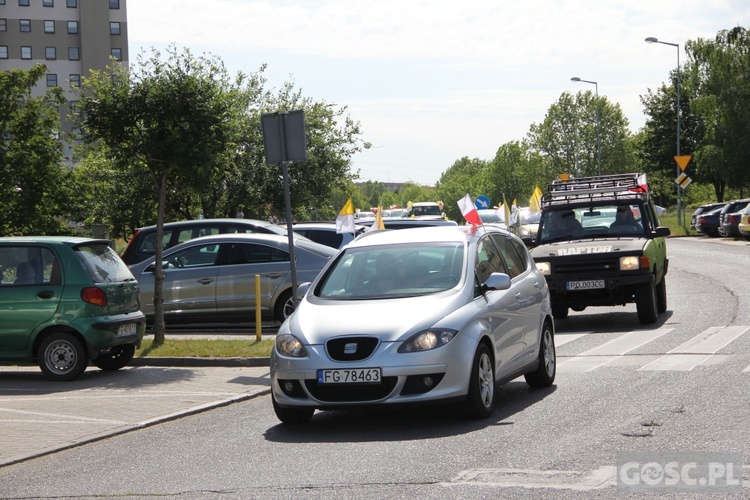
[317,243,464,299]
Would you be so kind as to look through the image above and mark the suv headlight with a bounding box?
[275,334,308,357]
[536,262,551,275]
[620,256,649,271]
[398,328,458,353]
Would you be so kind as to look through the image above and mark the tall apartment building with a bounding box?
[0,0,128,160]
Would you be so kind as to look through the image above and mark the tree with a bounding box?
[435,157,489,221]
[688,27,750,198]
[0,65,69,236]
[527,91,634,180]
[75,46,236,344]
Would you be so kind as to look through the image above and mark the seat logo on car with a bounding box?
[344,343,358,354]
[557,246,613,256]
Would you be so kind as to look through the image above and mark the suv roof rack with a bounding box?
[543,173,648,206]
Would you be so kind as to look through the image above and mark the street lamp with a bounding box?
[645,36,682,224]
[571,77,601,176]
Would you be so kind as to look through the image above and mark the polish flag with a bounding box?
[457,194,482,225]
[630,173,648,193]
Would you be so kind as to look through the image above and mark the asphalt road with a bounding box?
[1,237,748,499]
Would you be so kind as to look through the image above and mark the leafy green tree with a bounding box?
[75,46,236,344]
[484,141,544,207]
[688,26,750,198]
[527,91,634,179]
[435,157,489,221]
[0,65,69,236]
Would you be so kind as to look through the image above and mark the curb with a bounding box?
[131,357,270,367]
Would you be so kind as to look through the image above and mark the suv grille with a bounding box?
[554,256,621,277]
[326,336,379,361]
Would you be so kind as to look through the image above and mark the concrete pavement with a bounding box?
[0,340,272,467]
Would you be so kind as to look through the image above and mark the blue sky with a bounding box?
[127,0,750,186]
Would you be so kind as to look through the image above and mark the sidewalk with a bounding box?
[0,362,272,468]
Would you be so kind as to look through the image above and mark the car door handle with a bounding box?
[37,291,55,299]
[515,293,523,300]
[197,278,215,285]
[266,273,284,279]
[534,281,542,289]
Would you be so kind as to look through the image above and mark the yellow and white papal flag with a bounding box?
[365,207,386,232]
[336,198,355,234]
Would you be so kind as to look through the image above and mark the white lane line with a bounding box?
[555,333,588,347]
[640,326,749,371]
[558,355,619,372]
[578,328,672,356]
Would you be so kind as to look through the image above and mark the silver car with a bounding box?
[270,225,556,423]
[130,233,337,325]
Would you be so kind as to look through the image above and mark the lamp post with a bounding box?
[645,36,681,225]
[571,77,601,176]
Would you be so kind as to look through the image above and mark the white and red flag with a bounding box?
[457,194,482,225]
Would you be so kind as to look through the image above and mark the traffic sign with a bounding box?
[475,195,491,209]
[674,155,692,171]
[675,172,692,188]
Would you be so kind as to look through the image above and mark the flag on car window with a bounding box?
[457,194,481,225]
[336,198,355,234]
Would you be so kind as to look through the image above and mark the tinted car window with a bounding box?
[475,235,505,283]
[491,234,527,279]
[0,246,58,285]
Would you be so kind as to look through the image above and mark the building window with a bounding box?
[69,74,80,87]
[109,0,119,8]
[0,19,6,32]
[43,0,54,6]
[45,47,56,60]
[46,74,58,87]
[111,48,122,61]
[110,21,121,35]
[67,21,78,34]
[20,19,31,32]
[21,46,31,59]
[68,47,79,60]
[66,0,77,7]
[0,46,7,59]
[19,0,30,6]
[44,20,55,33]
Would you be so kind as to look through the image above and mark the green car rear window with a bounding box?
[75,244,135,283]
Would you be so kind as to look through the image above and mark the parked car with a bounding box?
[718,199,750,238]
[0,237,146,381]
[690,203,726,230]
[738,205,750,241]
[356,218,458,230]
[293,222,366,249]
[477,208,507,228]
[120,218,304,266]
[270,225,556,423]
[695,206,725,237]
[129,233,337,325]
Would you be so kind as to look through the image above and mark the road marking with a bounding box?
[744,364,750,373]
[444,466,617,491]
[640,326,749,371]
[558,328,671,372]
[555,332,588,347]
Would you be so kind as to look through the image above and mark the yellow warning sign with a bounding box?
[558,173,571,181]
[674,155,692,171]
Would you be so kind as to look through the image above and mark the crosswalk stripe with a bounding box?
[578,328,673,356]
[555,333,588,347]
[640,326,749,371]
[744,365,750,373]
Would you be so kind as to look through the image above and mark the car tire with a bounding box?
[656,276,667,314]
[272,394,314,423]
[38,333,88,381]
[92,344,136,371]
[525,322,556,387]
[274,289,295,324]
[552,304,569,319]
[463,343,495,418]
[636,281,658,324]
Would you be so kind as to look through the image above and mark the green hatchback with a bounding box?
[0,237,145,381]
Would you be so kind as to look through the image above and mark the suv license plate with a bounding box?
[117,323,137,337]
[318,368,381,385]
[566,280,605,291]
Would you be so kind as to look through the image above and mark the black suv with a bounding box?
[529,174,670,324]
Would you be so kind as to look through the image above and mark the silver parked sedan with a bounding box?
[270,225,556,423]
[130,233,337,325]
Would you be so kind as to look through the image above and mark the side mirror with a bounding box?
[296,282,311,301]
[653,226,671,238]
[481,272,511,292]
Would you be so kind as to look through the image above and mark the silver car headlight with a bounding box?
[275,334,308,357]
[536,262,551,275]
[398,328,458,353]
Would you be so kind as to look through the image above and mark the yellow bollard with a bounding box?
[255,274,262,341]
